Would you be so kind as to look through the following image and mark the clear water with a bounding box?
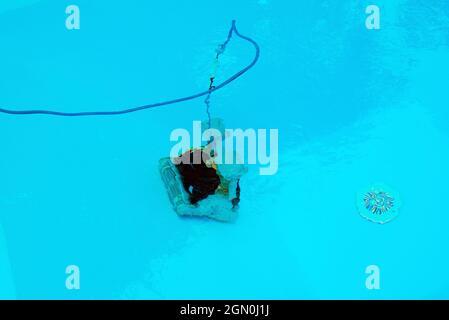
[1,0,449,299]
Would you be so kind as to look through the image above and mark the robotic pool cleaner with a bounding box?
[159,119,248,222]
[155,22,258,222]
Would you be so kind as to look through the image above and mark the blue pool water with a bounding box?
[1,0,449,299]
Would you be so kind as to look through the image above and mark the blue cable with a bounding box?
[0,20,260,117]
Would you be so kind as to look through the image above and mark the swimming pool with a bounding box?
[1,0,449,299]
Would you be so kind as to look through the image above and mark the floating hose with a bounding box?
[0,20,260,117]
